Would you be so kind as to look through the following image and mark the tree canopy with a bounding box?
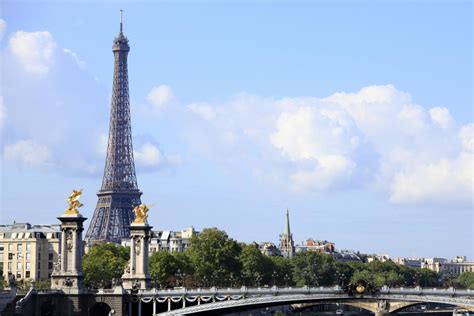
[83,243,129,289]
[187,227,242,287]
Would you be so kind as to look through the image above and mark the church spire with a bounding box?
[279,209,295,258]
[283,209,291,236]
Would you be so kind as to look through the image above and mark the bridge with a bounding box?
[4,285,473,315]
[125,286,474,315]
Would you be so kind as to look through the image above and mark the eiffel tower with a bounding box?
[85,12,142,244]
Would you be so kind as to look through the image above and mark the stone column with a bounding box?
[51,212,87,294]
[122,223,152,290]
[60,230,67,272]
[72,228,77,273]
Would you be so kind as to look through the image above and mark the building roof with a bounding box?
[0,222,60,233]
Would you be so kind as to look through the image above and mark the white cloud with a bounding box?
[4,139,51,167]
[134,142,164,167]
[0,19,6,41]
[133,141,181,171]
[146,85,173,109]
[459,123,474,152]
[188,102,217,121]
[9,31,56,76]
[0,96,6,129]
[63,48,86,69]
[390,153,473,206]
[429,107,453,129]
[181,85,472,207]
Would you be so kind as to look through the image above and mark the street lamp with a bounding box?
[284,274,290,288]
[175,269,182,287]
[212,271,218,287]
[229,273,236,288]
[255,272,262,288]
[335,270,347,287]
[272,271,278,287]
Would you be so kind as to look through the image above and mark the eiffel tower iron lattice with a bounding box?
[85,13,142,244]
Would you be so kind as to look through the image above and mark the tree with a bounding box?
[239,244,272,286]
[291,252,335,287]
[270,256,293,287]
[149,251,178,288]
[83,243,129,289]
[187,228,241,287]
[457,272,474,289]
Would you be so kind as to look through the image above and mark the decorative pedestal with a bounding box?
[122,223,152,290]
[51,213,87,294]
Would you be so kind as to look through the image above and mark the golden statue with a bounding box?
[132,203,150,224]
[65,189,84,215]
[356,284,366,294]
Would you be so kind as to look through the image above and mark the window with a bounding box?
[7,262,12,271]
[25,271,30,278]
[17,244,22,252]
[17,262,22,270]
[48,262,53,270]
[26,253,31,261]
[8,253,13,260]
[8,244,13,251]
[38,262,41,269]
[16,273,21,279]
[26,262,30,270]
[38,253,41,260]
[48,253,53,261]
[26,244,31,252]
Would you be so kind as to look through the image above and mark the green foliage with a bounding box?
[291,252,335,286]
[457,272,474,289]
[187,228,242,287]
[270,255,294,286]
[83,243,129,289]
[239,244,272,286]
[149,251,178,288]
[35,279,52,291]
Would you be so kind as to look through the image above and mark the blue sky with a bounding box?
[1,1,472,259]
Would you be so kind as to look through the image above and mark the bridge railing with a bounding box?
[134,286,474,298]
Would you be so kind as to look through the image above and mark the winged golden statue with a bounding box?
[132,203,150,224]
[65,189,84,215]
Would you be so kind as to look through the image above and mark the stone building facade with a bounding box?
[0,222,60,282]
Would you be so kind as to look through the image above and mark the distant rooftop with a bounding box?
[0,222,60,234]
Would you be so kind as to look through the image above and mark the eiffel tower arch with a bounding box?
[85,13,142,244]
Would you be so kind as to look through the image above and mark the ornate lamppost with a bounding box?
[284,273,291,288]
[272,270,279,287]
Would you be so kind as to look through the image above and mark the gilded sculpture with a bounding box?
[65,189,84,215]
[132,203,150,224]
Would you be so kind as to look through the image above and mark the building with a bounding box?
[279,210,295,258]
[422,257,474,277]
[258,242,281,257]
[394,257,424,268]
[122,227,198,254]
[85,11,142,244]
[0,222,60,282]
[367,254,390,263]
[295,239,335,254]
[332,250,362,262]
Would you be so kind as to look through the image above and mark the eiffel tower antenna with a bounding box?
[85,12,142,244]
[120,9,123,33]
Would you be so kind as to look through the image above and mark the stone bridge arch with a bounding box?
[159,294,474,315]
[88,302,112,316]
